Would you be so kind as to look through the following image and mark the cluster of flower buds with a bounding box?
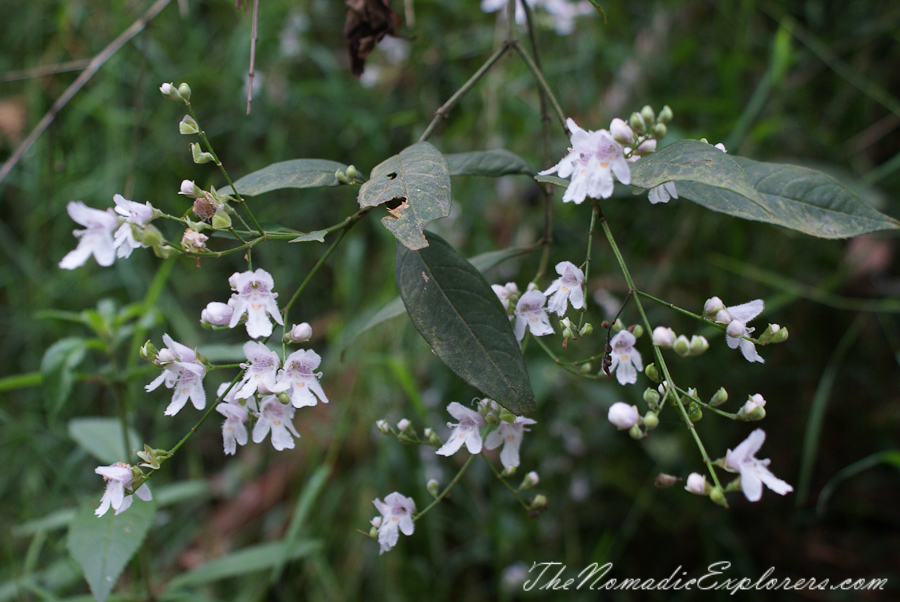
[334,165,359,185]
[652,326,709,357]
[607,401,659,440]
[612,104,672,162]
[159,82,192,103]
[179,180,235,230]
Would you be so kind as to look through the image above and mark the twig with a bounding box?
[246,0,260,115]
[0,59,91,82]
[0,0,173,186]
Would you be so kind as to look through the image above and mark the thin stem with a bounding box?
[509,40,568,135]
[414,454,477,520]
[282,226,348,317]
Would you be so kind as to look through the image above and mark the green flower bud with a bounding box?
[427,479,441,498]
[277,391,291,405]
[673,335,690,357]
[159,83,182,100]
[335,169,350,185]
[643,388,660,408]
[485,412,499,426]
[368,526,378,538]
[688,402,703,423]
[709,487,728,507]
[562,326,573,339]
[139,224,164,249]
[152,244,177,259]
[710,387,728,407]
[643,411,659,430]
[632,324,644,339]
[579,323,593,336]
[499,408,517,424]
[211,209,232,230]
[772,327,789,343]
[613,318,624,332]
[529,494,548,511]
[689,335,709,356]
[140,341,158,361]
[658,105,673,123]
[519,471,539,490]
[345,164,358,181]
[641,105,656,125]
[645,363,661,383]
[629,112,646,132]
[191,142,215,164]
[579,362,592,373]
[501,465,516,478]
[652,123,667,139]
[628,423,644,440]
[179,115,199,135]
[177,82,192,101]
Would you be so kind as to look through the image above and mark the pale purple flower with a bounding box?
[201,301,234,326]
[724,299,765,363]
[59,201,119,269]
[484,416,537,469]
[544,261,585,315]
[372,492,416,554]
[539,118,631,204]
[648,181,678,205]
[252,396,300,450]
[436,402,485,456]
[228,269,284,338]
[685,473,708,495]
[112,194,155,258]
[514,290,554,341]
[145,334,207,416]
[95,463,152,517]
[216,382,254,455]
[725,429,793,502]
[652,326,676,348]
[234,341,286,400]
[277,349,328,408]
[492,282,519,311]
[608,330,643,385]
[287,322,313,342]
[607,402,639,429]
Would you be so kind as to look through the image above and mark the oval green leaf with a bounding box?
[630,140,899,238]
[395,231,535,415]
[67,497,155,602]
[69,418,143,464]
[41,337,86,417]
[358,141,451,250]
[218,159,350,196]
[445,149,534,176]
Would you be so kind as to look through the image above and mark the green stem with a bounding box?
[414,454,477,520]
[510,40,568,134]
[282,226,348,317]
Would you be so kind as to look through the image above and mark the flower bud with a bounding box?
[658,105,673,124]
[771,326,789,343]
[654,473,681,488]
[152,244,177,259]
[579,322,593,336]
[643,388,660,408]
[709,487,728,507]
[688,402,703,423]
[201,301,233,326]
[631,324,644,339]
[371,516,382,528]
[155,348,174,365]
[635,139,657,154]
[629,112,646,132]
[179,180,203,198]
[652,123,667,139]
[335,169,350,185]
[645,363,661,383]
[427,479,441,498]
[485,412,499,426]
[179,115,199,135]
[610,117,634,144]
[519,471,539,490]
[714,309,732,324]
[286,322,313,343]
[738,394,767,421]
[345,164,358,181]
[139,224,164,249]
[211,209,232,230]
[608,402,640,430]
[140,341,158,361]
[643,411,659,430]
[652,326,676,348]
[685,473,709,495]
[501,465,516,478]
[397,418,411,433]
[703,296,724,317]
[498,408,516,424]
[177,82,192,101]
[375,419,391,435]
[688,335,709,356]
[628,423,644,440]
[709,387,728,407]
[191,142,215,164]
[159,82,182,100]
[612,318,624,332]
[276,391,291,405]
[640,105,655,125]
[579,362,592,373]
[529,494,548,511]
[726,320,746,338]
[673,335,691,357]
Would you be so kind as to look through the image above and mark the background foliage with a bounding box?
[1,0,898,600]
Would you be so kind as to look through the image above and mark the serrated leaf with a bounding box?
[289,230,327,243]
[395,232,535,415]
[445,149,533,176]
[40,338,87,416]
[630,140,900,238]
[67,498,155,602]
[69,418,143,464]
[219,159,351,196]
[164,540,321,591]
[358,141,451,250]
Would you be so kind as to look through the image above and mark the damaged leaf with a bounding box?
[344,0,402,77]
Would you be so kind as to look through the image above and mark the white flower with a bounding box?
[201,301,233,326]
[651,326,676,348]
[112,194,156,258]
[513,290,554,341]
[228,269,284,339]
[234,341,286,399]
[436,402,485,456]
[215,382,255,455]
[684,473,708,495]
[484,416,537,469]
[724,299,765,363]
[725,429,793,502]
[145,334,207,416]
[59,201,119,269]
[544,261,585,316]
[648,181,678,205]
[278,349,328,408]
[287,322,313,342]
[538,118,631,204]
[372,492,416,554]
[608,330,643,385]
[95,463,152,517]
[715,142,727,152]
[492,282,519,311]
[607,402,639,429]
[179,180,202,198]
[252,396,300,450]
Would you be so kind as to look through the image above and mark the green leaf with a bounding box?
[534,174,570,189]
[445,149,533,176]
[40,338,87,417]
[289,229,327,243]
[218,159,350,196]
[358,141,451,250]
[68,418,143,464]
[67,497,155,602]
[630,140,900,238]
[165,540,321,591]
[395,232,535,415]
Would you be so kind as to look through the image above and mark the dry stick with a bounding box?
[0,59,91,83]
[246,0,260,115]
[0,0,173,187]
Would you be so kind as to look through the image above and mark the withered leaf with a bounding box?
[344,0,402,77]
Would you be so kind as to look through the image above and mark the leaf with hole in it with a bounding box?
[445,149,533,176]
[41,337,86,417]
[67,497,155,602]
[358,142,451,250]
[69,418,143,465]
[218,159,351,196]
[630,140,900,238]
[395,232,535,415]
